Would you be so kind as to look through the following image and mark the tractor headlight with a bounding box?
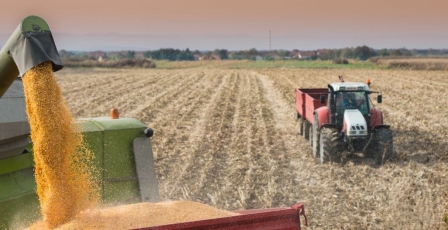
[349,131,357,135]
[359,130,367,135]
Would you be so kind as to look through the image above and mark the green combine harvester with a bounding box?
[0,16,159,229]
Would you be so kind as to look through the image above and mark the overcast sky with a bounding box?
[1,0,447,51]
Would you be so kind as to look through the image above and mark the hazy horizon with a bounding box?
[2,0,447,51]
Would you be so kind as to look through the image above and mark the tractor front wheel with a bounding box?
[375,128,394,165]
[319,127,341,164]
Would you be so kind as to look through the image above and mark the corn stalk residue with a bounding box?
[23,62,98,229]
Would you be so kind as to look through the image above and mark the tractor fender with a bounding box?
[370,108,383,129]
[314,106,329,129]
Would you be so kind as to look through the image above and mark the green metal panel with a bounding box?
[0,152,33,176]
[20,16,50,32]
[0,117,148,229]
[0,168,39,230]
[76,120,105,198]
[103,181,140,204]
[77,117,146,202]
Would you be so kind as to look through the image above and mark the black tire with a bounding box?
[309,125,313,146]
[312,119,320,158]
[298,117,304,135]
[319,127,341,164]
[375,128,394,165]
[362,134,376,157]
[302,121,310,140]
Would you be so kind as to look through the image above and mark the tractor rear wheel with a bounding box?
[375,128,394,165]
[319,127,341,164]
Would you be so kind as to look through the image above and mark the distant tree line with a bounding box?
[143,48,195,61]
[57,47,448,64]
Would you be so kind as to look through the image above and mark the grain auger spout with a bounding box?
[0,15,63,98]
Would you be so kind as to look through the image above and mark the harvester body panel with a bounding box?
[0,80,30,159]
[76,117,158,203]
[0,117,158,229]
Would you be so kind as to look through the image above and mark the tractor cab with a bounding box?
[328,82,371,128]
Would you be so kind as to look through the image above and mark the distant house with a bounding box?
[317,49,329,58]
[194,54,202,60]
[107,51,143,59]
[298,51,317,59]
[88,51,107,60]
[289,50,300,59]
[134,51,144,59]
[266,52,281,60]
[211,55,221,60]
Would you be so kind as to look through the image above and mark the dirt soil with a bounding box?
[55,66,448,229]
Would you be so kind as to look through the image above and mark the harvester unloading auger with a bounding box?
[0,16,307,230]
[0,15,63,159]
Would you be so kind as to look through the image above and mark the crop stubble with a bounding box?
[55,66,448,229]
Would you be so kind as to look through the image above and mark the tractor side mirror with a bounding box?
[377,95,382,103]
[320,95,326,104]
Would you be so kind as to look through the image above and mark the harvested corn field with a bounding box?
[55,64,448,229]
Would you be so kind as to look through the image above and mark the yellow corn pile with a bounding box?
[22,62,97,229]
[54,200,237,229]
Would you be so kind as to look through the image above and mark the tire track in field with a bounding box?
[112,71,177,112]
[69,69,198,117]
[57,69,125,95]
[148,70,225,194]
[169,72,239,204]
[199,71,240,206]
[156,70,232,200]
[126,70,206,121]
[214,71,253,209]
[252,71,314,203]
[64,75,152,116]
[242,72,296,208]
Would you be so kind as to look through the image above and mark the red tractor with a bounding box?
[295,76,393,164]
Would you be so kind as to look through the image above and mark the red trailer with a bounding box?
[132,203,307,230]
[295,88,328,141]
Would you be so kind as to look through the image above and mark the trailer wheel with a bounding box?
[297,117,304,135]
[375,128,394,165]
[302,121,310,140]
[309,125,313,146]
[312,119,320,158]
[319,127,341,164]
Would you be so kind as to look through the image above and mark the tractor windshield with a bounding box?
[334,91,369,116]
